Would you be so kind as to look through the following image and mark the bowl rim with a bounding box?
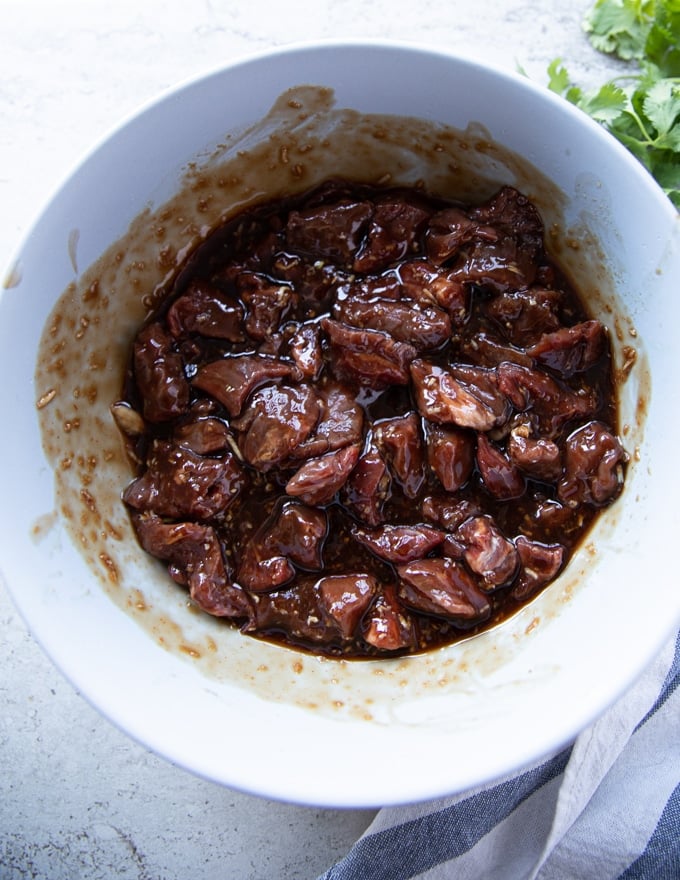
[3,38,679,808]
[5,36,677,284]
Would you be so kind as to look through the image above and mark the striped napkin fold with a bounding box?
[319,630,680,880]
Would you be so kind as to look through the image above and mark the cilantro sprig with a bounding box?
[547,0,680,208]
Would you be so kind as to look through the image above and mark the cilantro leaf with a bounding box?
[642,78,680,138]
[545,59,584,105]
[644,0,680,75]
[545,63,629,123]
[584,0,655,60]
[580,82,631,122]
[544,0,680,209]
[546,58,571,94]
[652,153,680,195]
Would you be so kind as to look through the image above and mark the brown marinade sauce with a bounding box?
[114,179,627,658]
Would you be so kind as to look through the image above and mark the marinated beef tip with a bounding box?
[352,523,445,564]
[248,572,376,648]
[507,427,562,482]
[456,515,519,589]
[132,512,251,619]
[398,259,470,324]
[236,272,298,340]
[397,557,491,624]
[362,585,416,652]
[246,578,348,646]
[496,361,598,436]
[466,185,544,290]
[558,421,627,508]
[476,433,526,501]
[316,574,378,639]
[133,322,190,422]
[322,318,417,388]
[237,500,328,592]
[425,423,475,492]
[289,381,364,460]
[410,360,510,431]
[373,412,427,500]
[270,252,343,312]
[231,383,320,471]
[173,416,232,455]
[167,279,245,342]
[511,536,565,601]
[425,206,497,266]
[123,440,246,520]
[342,440,392,527]
[353,196,431,273]
[285,199,373,265]
[333,290,451,352]
[289,322,323,379]
[459,331,533,369]
[426,187,545,293]
[192,354,296,417]
[118,180,627,658]
[285,443,361,506]
[485,287,562,346]
[527,320,607,377]
[422,495,483,532]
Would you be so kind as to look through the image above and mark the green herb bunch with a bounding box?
[547,0,680,208]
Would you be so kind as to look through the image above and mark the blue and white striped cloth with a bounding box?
[319,630,679,880]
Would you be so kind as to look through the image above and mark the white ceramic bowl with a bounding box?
[2,41,679,808]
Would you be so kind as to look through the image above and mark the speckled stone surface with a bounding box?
[0,2,622,877]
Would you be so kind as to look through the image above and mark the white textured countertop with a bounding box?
[0,2,622,877]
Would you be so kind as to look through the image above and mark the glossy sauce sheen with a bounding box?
[116,179,627,658]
